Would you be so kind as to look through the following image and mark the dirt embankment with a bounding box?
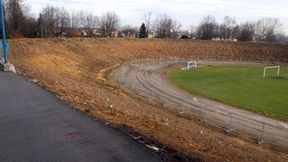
[9,38,288,162]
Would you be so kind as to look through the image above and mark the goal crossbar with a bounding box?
[263,66,280,78]
[181,61,203,70]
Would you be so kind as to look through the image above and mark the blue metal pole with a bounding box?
[0,0,8,64]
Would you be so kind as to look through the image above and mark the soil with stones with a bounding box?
[8,38,288,162]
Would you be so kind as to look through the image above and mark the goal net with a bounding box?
[181,61,202,70]
[263,66,280,78]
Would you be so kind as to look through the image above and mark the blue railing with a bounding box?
[0,0,9,64]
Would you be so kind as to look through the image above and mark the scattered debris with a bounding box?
[145,144,160,152]
[29,79,39,83]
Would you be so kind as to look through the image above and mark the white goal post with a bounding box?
[263,66,280,78]
[181,61,203,70]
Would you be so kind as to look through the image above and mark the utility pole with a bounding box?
[0,0,8,63]
[0,0,15,72]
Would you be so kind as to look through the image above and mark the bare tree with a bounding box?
[143,12,152,34]
[238,22,255,41]
[152,14,180,38]
[40,6,60,37]
[4,0,31,38]
[197,15,218,40]
[69,10,81,37]
[80,11,99,37]
[56,8,70,36]
[100,11,120,37]
[232,25,240,40]
[255,18,282,42]
[219,16,237,39]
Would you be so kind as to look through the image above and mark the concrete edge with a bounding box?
[0,61,16,73]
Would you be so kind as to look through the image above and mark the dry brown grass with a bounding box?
[9,38,288,162]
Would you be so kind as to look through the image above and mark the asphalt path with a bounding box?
[111,61,288,151]
[0,72,162,162]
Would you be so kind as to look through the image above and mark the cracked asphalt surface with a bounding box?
[0,72,162,162]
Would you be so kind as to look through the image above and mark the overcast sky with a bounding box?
[26,0,288,34]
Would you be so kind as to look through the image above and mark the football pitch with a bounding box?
[170,66,288,121]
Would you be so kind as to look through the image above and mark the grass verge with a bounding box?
[170,66,288,121]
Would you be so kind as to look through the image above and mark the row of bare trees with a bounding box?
[139,13,286,43]
[38,6,120,38]
[2,0,287,43]
[39,9,182,39]
[2,0,120,38]
[195,15,285,42]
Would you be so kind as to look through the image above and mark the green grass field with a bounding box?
[170,66,288,121]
